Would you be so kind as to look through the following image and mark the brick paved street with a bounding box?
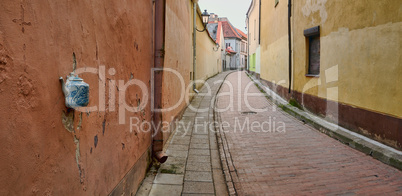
[216,71,402,195]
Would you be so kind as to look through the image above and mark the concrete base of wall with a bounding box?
[255,75,401,150]
[109,147,152,196]
[248,71,260,80]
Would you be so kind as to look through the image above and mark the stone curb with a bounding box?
[246,72,402,171]
[213,71,240,196]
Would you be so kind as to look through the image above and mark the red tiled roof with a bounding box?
[221,21,241,39]
[236,28,248,39]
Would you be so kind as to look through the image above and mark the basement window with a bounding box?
[304,26,320,76]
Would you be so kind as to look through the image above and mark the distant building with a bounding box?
[206,20,226,71]
[208,15,247,70]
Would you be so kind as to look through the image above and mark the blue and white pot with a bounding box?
[60,73,89,108]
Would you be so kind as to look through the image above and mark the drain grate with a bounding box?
[241,111,257,115]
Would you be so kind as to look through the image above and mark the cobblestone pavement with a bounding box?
[215,71,402,195]
[136,71,233,196]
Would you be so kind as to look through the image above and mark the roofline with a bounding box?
[246,0,255,17]
[235,27,248,40]
[226,20,242,39]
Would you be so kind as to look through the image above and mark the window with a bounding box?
[275,0,279,7]
[254,20,256,40]
[304,26,320,76]
[226,43,230,48]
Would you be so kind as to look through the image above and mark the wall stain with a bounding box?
[302,0,328,25]
[134,41,139,51]
[102,119,106,135]
[61,110,74,133]
[94,135,98,148]
[77,112,83,130]
[0,43,10,85]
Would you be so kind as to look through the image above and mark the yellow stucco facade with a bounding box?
[163,0,222,143]
[292,0,402,118]
[247,0,261,74]
[260,0,402,148]
[195,6,223,86]
[260,0,290,88]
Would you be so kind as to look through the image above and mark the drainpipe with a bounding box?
[192,0,199,93]
[287,0,292,94]
[259,0,261,45]
[246,15,249,72]
[153,0,168,163]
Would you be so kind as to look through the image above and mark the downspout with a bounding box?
[259,0,261,45]
[192,0,199,93]
[153,0,168,163]
[247,15,249,72]
[287,0,292,94]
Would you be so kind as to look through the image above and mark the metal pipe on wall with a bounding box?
[192,0,198,93]
[288,0,292,94]
[153,0,168,163]
[247,16,250,72]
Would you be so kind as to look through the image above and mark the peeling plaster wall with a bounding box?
[260,0,402,148]
[291,0,402,148]
[0,0,153,195]
[292,0,402,117]
[260,0,289,87]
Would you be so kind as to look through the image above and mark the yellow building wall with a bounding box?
[195,7,222,88]
[260,0,402,148]
[162,1,222,143]
[163,0,193,142]
[292,0,402,118]
[260,0,290,89]
[247,0,260,64]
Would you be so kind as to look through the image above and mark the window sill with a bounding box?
[305,74,320,78]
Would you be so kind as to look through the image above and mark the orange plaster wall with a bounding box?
[0,0,153,195]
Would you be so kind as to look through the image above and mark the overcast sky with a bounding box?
[198,0,252,33]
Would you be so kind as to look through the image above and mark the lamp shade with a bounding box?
[202,10,210,25]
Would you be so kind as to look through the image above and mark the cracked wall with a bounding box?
[0,0,153,195]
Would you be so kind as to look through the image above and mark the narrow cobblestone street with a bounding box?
[216,71,402,195]
[138,71,402,196]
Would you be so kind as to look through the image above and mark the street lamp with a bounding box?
[193,7,210,93]
[196,10,210,32]
[202,10,210,24]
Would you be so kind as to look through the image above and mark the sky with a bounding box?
[198,0,252,33]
